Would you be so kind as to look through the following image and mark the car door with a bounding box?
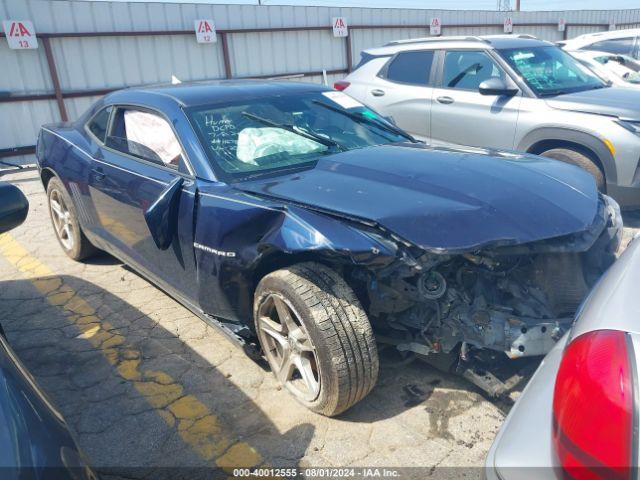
[357,50,436,139]
[430,49,522,149]
[88,105,198,301]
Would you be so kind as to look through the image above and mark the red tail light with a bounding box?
[333,81,350,91]
[553,330,636,480]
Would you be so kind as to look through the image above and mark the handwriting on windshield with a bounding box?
[205,115,238,156]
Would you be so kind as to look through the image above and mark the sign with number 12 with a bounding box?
[194,19,217,44]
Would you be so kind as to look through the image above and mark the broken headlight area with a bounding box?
[350,195,622,397]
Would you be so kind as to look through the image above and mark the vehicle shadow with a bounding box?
[341,346,528,427]
[0,275,315,479]
[81,250,126,266]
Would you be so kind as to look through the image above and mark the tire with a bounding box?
[46,177,97,261]
[254,262,378,416]
[540,148,605,191]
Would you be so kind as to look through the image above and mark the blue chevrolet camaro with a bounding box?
[37,80,622,415]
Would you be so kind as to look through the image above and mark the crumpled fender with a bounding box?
[261,204,399,265]
[193,188,400,323]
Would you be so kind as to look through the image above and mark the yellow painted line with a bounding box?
[0,233,264,470]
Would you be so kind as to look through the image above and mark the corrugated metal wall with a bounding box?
[2,0,640,166]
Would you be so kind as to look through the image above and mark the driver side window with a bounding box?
[106,107,183,169]
[442,50,505,91]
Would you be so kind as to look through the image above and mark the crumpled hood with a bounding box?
[237,144,600,252]
[545,86,640,119]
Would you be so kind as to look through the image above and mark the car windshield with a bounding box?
[186,91,411,182]
[499,45,608,97]
[595,54,640,84]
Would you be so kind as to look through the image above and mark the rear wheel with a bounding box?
[540,148,605,191]
[47,177,97,261]
[254,262,378,416]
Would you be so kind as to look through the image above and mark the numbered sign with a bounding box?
[503,17,513,34]
[332,17,348,37]
[3,20,38,49]
[430,17,441,36]
[194,19,217,44]
[558,18,566,32]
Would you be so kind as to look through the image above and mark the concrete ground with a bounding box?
[0,168,638,479]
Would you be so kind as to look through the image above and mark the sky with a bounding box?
[75,0,639,10]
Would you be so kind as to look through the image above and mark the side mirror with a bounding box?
[479,77,519,97]
[0,182,29,234]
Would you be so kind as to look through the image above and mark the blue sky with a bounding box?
[83,0,639,10]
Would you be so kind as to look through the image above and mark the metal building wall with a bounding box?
[2,0,640,166]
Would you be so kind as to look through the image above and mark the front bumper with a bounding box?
[484,334,568,480]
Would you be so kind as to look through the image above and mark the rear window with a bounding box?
[86,106,112,143]
[584,37,635,56]
[382,50,434,86]
[355,52,390,70]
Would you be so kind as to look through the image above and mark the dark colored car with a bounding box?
[0,181,96,480]
[36,81,622,415]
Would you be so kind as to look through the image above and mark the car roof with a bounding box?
[561,28,640,49]
[104,79,330,108]
[362,34,550,56]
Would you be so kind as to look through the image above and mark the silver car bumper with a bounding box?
[484,334,568,480]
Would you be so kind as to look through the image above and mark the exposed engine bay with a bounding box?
[347,195,623,396]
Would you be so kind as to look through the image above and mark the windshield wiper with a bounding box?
[240,111,344,150]
[311,100,418,143]
[539,83,610,97]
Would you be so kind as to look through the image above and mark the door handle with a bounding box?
[436,96,454,105]
[371,89,385,97]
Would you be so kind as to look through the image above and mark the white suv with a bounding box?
[339,35,640,208]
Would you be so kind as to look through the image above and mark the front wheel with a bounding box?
[254,262,378,416]
[540,148,605,191]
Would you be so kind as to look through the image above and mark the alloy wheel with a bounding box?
[256,293,321,402]
[49,189,74,251]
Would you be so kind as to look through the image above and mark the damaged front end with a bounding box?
[348,194,622,396]
[219,144,622,397]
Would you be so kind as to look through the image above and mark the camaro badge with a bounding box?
[194,242,236,258]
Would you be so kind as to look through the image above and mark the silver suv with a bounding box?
[340,35,640,208]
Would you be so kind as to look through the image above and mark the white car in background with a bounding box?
[558,28,640,58]
[568,50,640,88]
